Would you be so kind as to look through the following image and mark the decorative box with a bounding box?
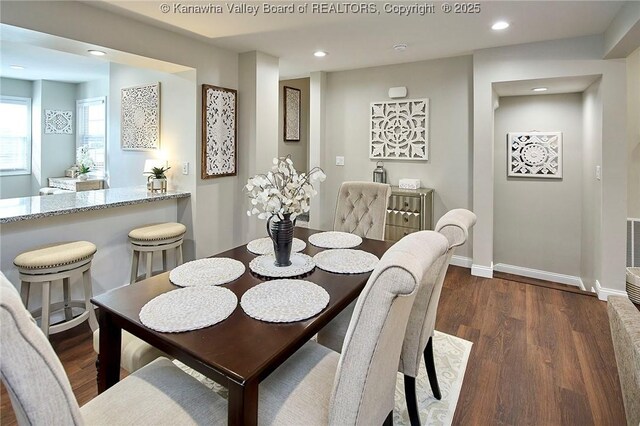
[398,179,421,190]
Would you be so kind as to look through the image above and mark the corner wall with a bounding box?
[628,47,640,219]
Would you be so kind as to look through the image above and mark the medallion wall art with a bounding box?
[121,82,160,150]
[508,132,563,178]
[201,84,237,179]
[370,98,429,160]
[283,86,301,142]
[44,110,73,134]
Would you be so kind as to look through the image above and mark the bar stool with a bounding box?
[14,241,98,338]
[129,222,186,284]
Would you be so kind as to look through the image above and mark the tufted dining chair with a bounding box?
[0,272,228,425]
[333,181,392,240]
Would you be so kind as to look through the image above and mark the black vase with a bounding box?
[267,214,295,267]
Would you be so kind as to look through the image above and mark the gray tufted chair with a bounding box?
[333,181,392,240]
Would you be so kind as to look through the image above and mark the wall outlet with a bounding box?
[182,162,189,175]
[335,156,345,166]
[595,165,601,180]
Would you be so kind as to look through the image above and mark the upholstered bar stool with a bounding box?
[129,222,186,284]
[14,241,98,338]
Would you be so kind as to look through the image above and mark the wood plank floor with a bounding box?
[1,266,626,425]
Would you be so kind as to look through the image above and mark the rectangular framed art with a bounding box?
[508,131,563,178]
[201,84,238,179]
[121,82,160,150]
[283,86,300,141]
[369,98,429,160]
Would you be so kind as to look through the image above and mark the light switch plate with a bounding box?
[595,165,601,180]
[336,156,345,166]
[182,162,189,175]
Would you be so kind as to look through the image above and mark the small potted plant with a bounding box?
[76,146,94,181]
[146,165,170,193]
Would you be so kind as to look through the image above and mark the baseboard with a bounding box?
[450,255,472,268]
[471,263,493,278]
[594,279,628,301]
[493,263,586,290]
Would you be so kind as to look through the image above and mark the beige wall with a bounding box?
[628,47,640,218]
[278,78,309,171]
[494,93,583,277]
[321,55,474,256]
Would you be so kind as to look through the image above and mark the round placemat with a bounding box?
[139,287,237,333]
[246,237,306,255]
[249,253,315,278]
[169,258,245,287]
[241,279,330,323]
[308,231,363,249]
[313,249,379,274]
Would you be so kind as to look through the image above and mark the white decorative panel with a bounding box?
[508,132,562,178]
[284,86,300,141]
[202,84,237,179]
[121,82,160,150]
[44,110,72,134]
[370,98,429,160]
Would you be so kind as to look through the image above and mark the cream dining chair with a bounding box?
[333,181,392,240]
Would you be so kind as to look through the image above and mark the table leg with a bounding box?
[97,309,121,393]
[228,380,258,426]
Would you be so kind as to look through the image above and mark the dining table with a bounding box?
[92,227,395,426]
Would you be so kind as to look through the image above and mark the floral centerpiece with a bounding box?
[76,146,94,181]
[246,157,325,266]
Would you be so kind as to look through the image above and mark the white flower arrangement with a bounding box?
[76,145,94,174]
[246,157,326,221]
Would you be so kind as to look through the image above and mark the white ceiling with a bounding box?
[95,0,625,78]
[494,75,602,97]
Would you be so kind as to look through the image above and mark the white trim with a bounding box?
[493,263,586,290]
[471,263,493,278]
[450,255,472,268]
[594,279,628,301]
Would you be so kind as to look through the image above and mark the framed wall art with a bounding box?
[508,131,563,178]
[121,82,160,150]
[201,84,237,179]
[44,110,73,134]
[369,98,429,160]
[283,86,300,142]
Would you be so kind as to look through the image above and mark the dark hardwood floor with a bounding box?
[1,266,626,425]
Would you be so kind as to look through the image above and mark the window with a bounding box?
[0,96,32,176]
[76,97,106,176]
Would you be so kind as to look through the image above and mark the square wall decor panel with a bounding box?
[370,98,429,160]
[201,84,237,179]
[508,132,562,178]
[121,82,160,150]
[44,110,73,134]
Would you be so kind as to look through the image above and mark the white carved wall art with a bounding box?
[44,110,73,134]
[284,86,300,141]
[508,132,562,178]
[370,98,429,160]
[121,82,160,150]
[201,84,237,179]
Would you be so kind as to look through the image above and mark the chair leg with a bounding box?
[404,375,421,426]
[383,410,393,426]
[424,336,442,400]
[130,250,140,285]
[83,268,98,332]
[145,252,153,279]
[20,281,30,308]
[177,244,183,266]
[162,250,167,272]
[63,277,73,321]
[41,281,51,338]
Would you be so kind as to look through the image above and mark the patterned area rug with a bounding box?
[174,330,471,426]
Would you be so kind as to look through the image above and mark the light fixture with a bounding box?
[88,49,106,56]
[9,65,25,70]
[491,21,510,30]
[393,43,407,51]
[532,87,548,92]
[313,51,327,58]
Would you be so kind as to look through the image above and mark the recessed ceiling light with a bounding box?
[313,51,327,58]
[88,50,106,56]
[9,65,25,70]
[491,21,510,30]
[393,44,408,51]
[532,87,548,92]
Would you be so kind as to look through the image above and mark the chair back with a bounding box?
[333,181,391,240]
[328,231,449,425]
[0,273,83,425]
[399,209,477,377]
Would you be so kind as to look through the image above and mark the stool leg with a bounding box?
[177,244,183,266]
[63,278,73,321]
[20,281,30,308]
[130,250,140,285]
[162,250,168,272]
[41,281,51,338]
[145,252,153,279]
[83,268,98,332]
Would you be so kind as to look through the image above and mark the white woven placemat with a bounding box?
[308,231,363,249]
[313,249,379,274]
[139,287,237,333]
[246,237,306,255]
[241,279,330,323]
[249,253,315,278]
[169,258,245,287]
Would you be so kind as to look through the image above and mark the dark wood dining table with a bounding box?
[92,227,395,426]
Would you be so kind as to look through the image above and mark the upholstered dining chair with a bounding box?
[333,181,392,240]
[0,273,228,425]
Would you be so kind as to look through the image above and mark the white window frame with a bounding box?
[76,96,107,178]
[0,95,32,176]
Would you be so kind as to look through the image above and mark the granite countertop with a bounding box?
[0,186,191,224]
